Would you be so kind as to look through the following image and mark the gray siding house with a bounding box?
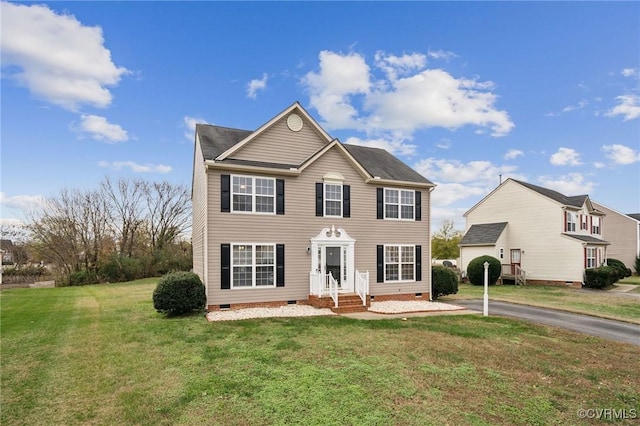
[591,202,640,271]
[192,102,434,312]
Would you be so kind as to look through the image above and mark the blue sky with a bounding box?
[1,1,639,232]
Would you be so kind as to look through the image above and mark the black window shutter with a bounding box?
[315,183,323,216]
[276,244,285,287]
[415,245,422,281]
[376,188,383,219]
[415,191,422,221]
[221,175,230,212]
[343,185,350,218]
[276,179,285,215]
[221,244,231,289]
[376,245,384,283]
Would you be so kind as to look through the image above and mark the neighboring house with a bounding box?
[591,202,640,271]
[1,239,14,264]
[459,178,609,286]
[192,102,434,312]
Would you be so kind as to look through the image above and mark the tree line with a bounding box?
[2,177,192,286]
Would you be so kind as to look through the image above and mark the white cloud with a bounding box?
[184,115,208,141]
[537,173,595,195]
[593,162,606,169]
[436,139,451,150]
[343,136,416,156]
[98,161,172,173]
[247,73,268,99]
[504,149,524,160]
[605,95,640,121]
[76,115,128,143]
[621,68,638,78]
[602,144,640,165]
[0,192,46,212]
[562,99,588,113]
[550,147,582,166]
[427,49,457,61]
[302,50,514,144]
[1,2,128,111]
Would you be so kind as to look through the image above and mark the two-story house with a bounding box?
[192,102,434,312]
[459,178,609,286]
[591,202,640,271]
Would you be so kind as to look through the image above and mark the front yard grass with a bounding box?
[443,282,640,324]
[1,280,639,425]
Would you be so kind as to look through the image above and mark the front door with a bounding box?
[510,249,521,274]
[325,246,342,288]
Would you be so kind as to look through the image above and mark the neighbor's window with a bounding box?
[586,247,596,269]
[580,215,588,230]
[385,245,415,282]
[385,189,414,220]
[324,183,342,217]
[591,216,601,235]
[232,175,275,213]
[232,244,275,288]
[566,212,576,232]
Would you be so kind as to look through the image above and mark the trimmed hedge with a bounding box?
[606,258,632,281]
[467,255,501,286]
[431,265,459,300]
[153,271,206,316]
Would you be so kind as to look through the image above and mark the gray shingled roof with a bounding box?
[562,234,609,245]
[513,179,587,207]
[459,222,508,246]
[196,123,433,185]
[628,213,640,221]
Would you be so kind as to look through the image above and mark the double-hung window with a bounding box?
[384,245,415,282]
[232,175,275,213]
[324,183,342,217]
[586,247,596,269]
[580,215,588,230]
[232,244,275,288]
[591,217,600,235]
[566,212,576,232]
[385,189,414,220]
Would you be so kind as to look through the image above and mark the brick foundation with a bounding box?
[526,279,583,288]
[207,299,309,312]
[370,292,431,302]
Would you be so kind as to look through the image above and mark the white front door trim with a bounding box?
[310,226,355,292]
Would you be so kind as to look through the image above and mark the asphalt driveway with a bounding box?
[451,300,640,346]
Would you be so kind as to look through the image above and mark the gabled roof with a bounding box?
[459,222,508,246]
[195,104,434,186]
[343,144,432,184]
[513,179,588,208]
[561,234,610,245]
[628,213,640,221]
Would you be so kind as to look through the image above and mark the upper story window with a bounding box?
[324,183,342,217]
[232,175,275,214]
[566,211,576,232]
[385,189,415,220]
[580,215,588,230]
[592,216,601,235]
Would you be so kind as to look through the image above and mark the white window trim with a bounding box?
[324,182,343,218]
[384,188,415,221]
[384,244,416,283]
[586,247,596,269]
[592,216,601,235]
[231,175,276,215]
[230,243,276,289]
[566,211,577,232]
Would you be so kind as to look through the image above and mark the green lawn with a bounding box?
[1,280,639,425]
[442,282,640,324]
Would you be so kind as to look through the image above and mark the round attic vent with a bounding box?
[287,113,303,132]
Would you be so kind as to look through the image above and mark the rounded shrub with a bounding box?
[467,255,501,286]
[584,266,616,289]
[606,258,631,281]
[153,271,206,316]
[431,265,459,300]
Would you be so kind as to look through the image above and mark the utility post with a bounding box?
[483,261,489,317]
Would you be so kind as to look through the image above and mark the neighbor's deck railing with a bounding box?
[355,270,369,306]
[500,264,526,285]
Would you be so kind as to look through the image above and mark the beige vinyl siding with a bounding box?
[205,145,431,306]
[593,202,639,269]
[229,116,329,166]
[463,180,585,283]
[191,136,208,295]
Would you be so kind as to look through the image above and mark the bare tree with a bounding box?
[142,181,191,254]
[101,176,145,257]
